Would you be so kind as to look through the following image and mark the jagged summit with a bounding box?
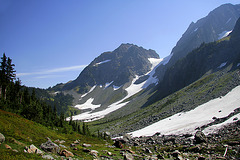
[154,3,240,83]
[63,43,159,93]
[169,3,240,64]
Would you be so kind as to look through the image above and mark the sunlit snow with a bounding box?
[113,85,122,90]
[94,59,111,66]
[80,85,97,99]
[218,62,227,68]
[218,30,232,40]
[104,81,114,89]
[130,85,240,137]
[75,98,101,110]
[203,113,240,135]
[71,58,163,121]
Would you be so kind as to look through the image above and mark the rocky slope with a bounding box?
[50,4,240,139]
[63,43,159,93]
[88,18,240,137]
[154,3,240,82]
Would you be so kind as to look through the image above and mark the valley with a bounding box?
[1,2,240,160]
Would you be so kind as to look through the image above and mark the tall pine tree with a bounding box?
[0,53,16,100]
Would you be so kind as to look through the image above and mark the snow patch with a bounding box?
[218,30,232,40]
[71,58,163,121]
[203,113,240,135]
[72,101,129,121]
[94,59,111,66]
[113,85,122,90]
[194,27,198,32]
[104,81,114,89]
[218,62,227,69]
[75,98,101,110]
[80,85,96,99]
[130,85,240,137]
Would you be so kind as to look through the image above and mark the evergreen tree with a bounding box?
[0,53,8,100]
[6,57,15,83]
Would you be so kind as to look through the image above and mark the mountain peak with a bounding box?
[168,3,240,65]
[230,18,240,41]
[62,43,159,93]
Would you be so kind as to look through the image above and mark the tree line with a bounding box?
[0,53,90,135]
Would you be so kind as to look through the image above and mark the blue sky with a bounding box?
[0,0,239,88]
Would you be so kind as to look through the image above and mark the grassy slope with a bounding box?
[89,65,240,136]
[0,110,124,160]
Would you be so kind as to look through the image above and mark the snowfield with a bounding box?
[75,98,100,110]
[130,85,240,137]
[71,58,163,121]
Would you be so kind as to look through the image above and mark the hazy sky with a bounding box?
[0,0,239,88]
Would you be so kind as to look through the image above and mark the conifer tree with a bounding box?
[0,53,16,100]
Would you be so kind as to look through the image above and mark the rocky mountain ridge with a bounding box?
[154,3,240,82]
[63,43,159,93]
[50,4,240,140]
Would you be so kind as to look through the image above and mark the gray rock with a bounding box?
[59,144,67,148]
[195,131,207,144]
[172,150,180,157]
[124,152,134,160]
[90,150,99,157]
[40,139,60,153]
[82,143,92,147]
[0,133,5,143]
[25,144,43,154]
[59,149,74,157]
[123,133,132,142]
[42,154,55,160]
[145,147,152,154]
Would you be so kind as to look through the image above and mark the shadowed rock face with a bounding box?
[155,4,240,82]
[63,43,159,93]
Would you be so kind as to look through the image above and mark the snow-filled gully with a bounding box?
[70,58,163,121]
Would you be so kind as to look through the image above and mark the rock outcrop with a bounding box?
[40,138,60,154]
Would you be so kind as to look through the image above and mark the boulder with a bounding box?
[42,154,55,160]
[59,149,74,157]
[90,150,99,157]
[122,133,132,142]
[144,147,152,154]
[25,144,43,154]
[73,140,80,144]
[113,140,124,149]
[40,139,60,153]
[124,152,134,160]
[172,150,180,157]
[82,143,92,147]
[59,144,67,148]
[83,148,91,152]
[194,131,207,144]
[4,144,12,149]
[0,133,5,143]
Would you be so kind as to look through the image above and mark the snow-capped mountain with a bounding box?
[51,4,240,138]
[63,43,159,92]
[169,3,240,64]
[57,43,165,120]
[154,3,240,82]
